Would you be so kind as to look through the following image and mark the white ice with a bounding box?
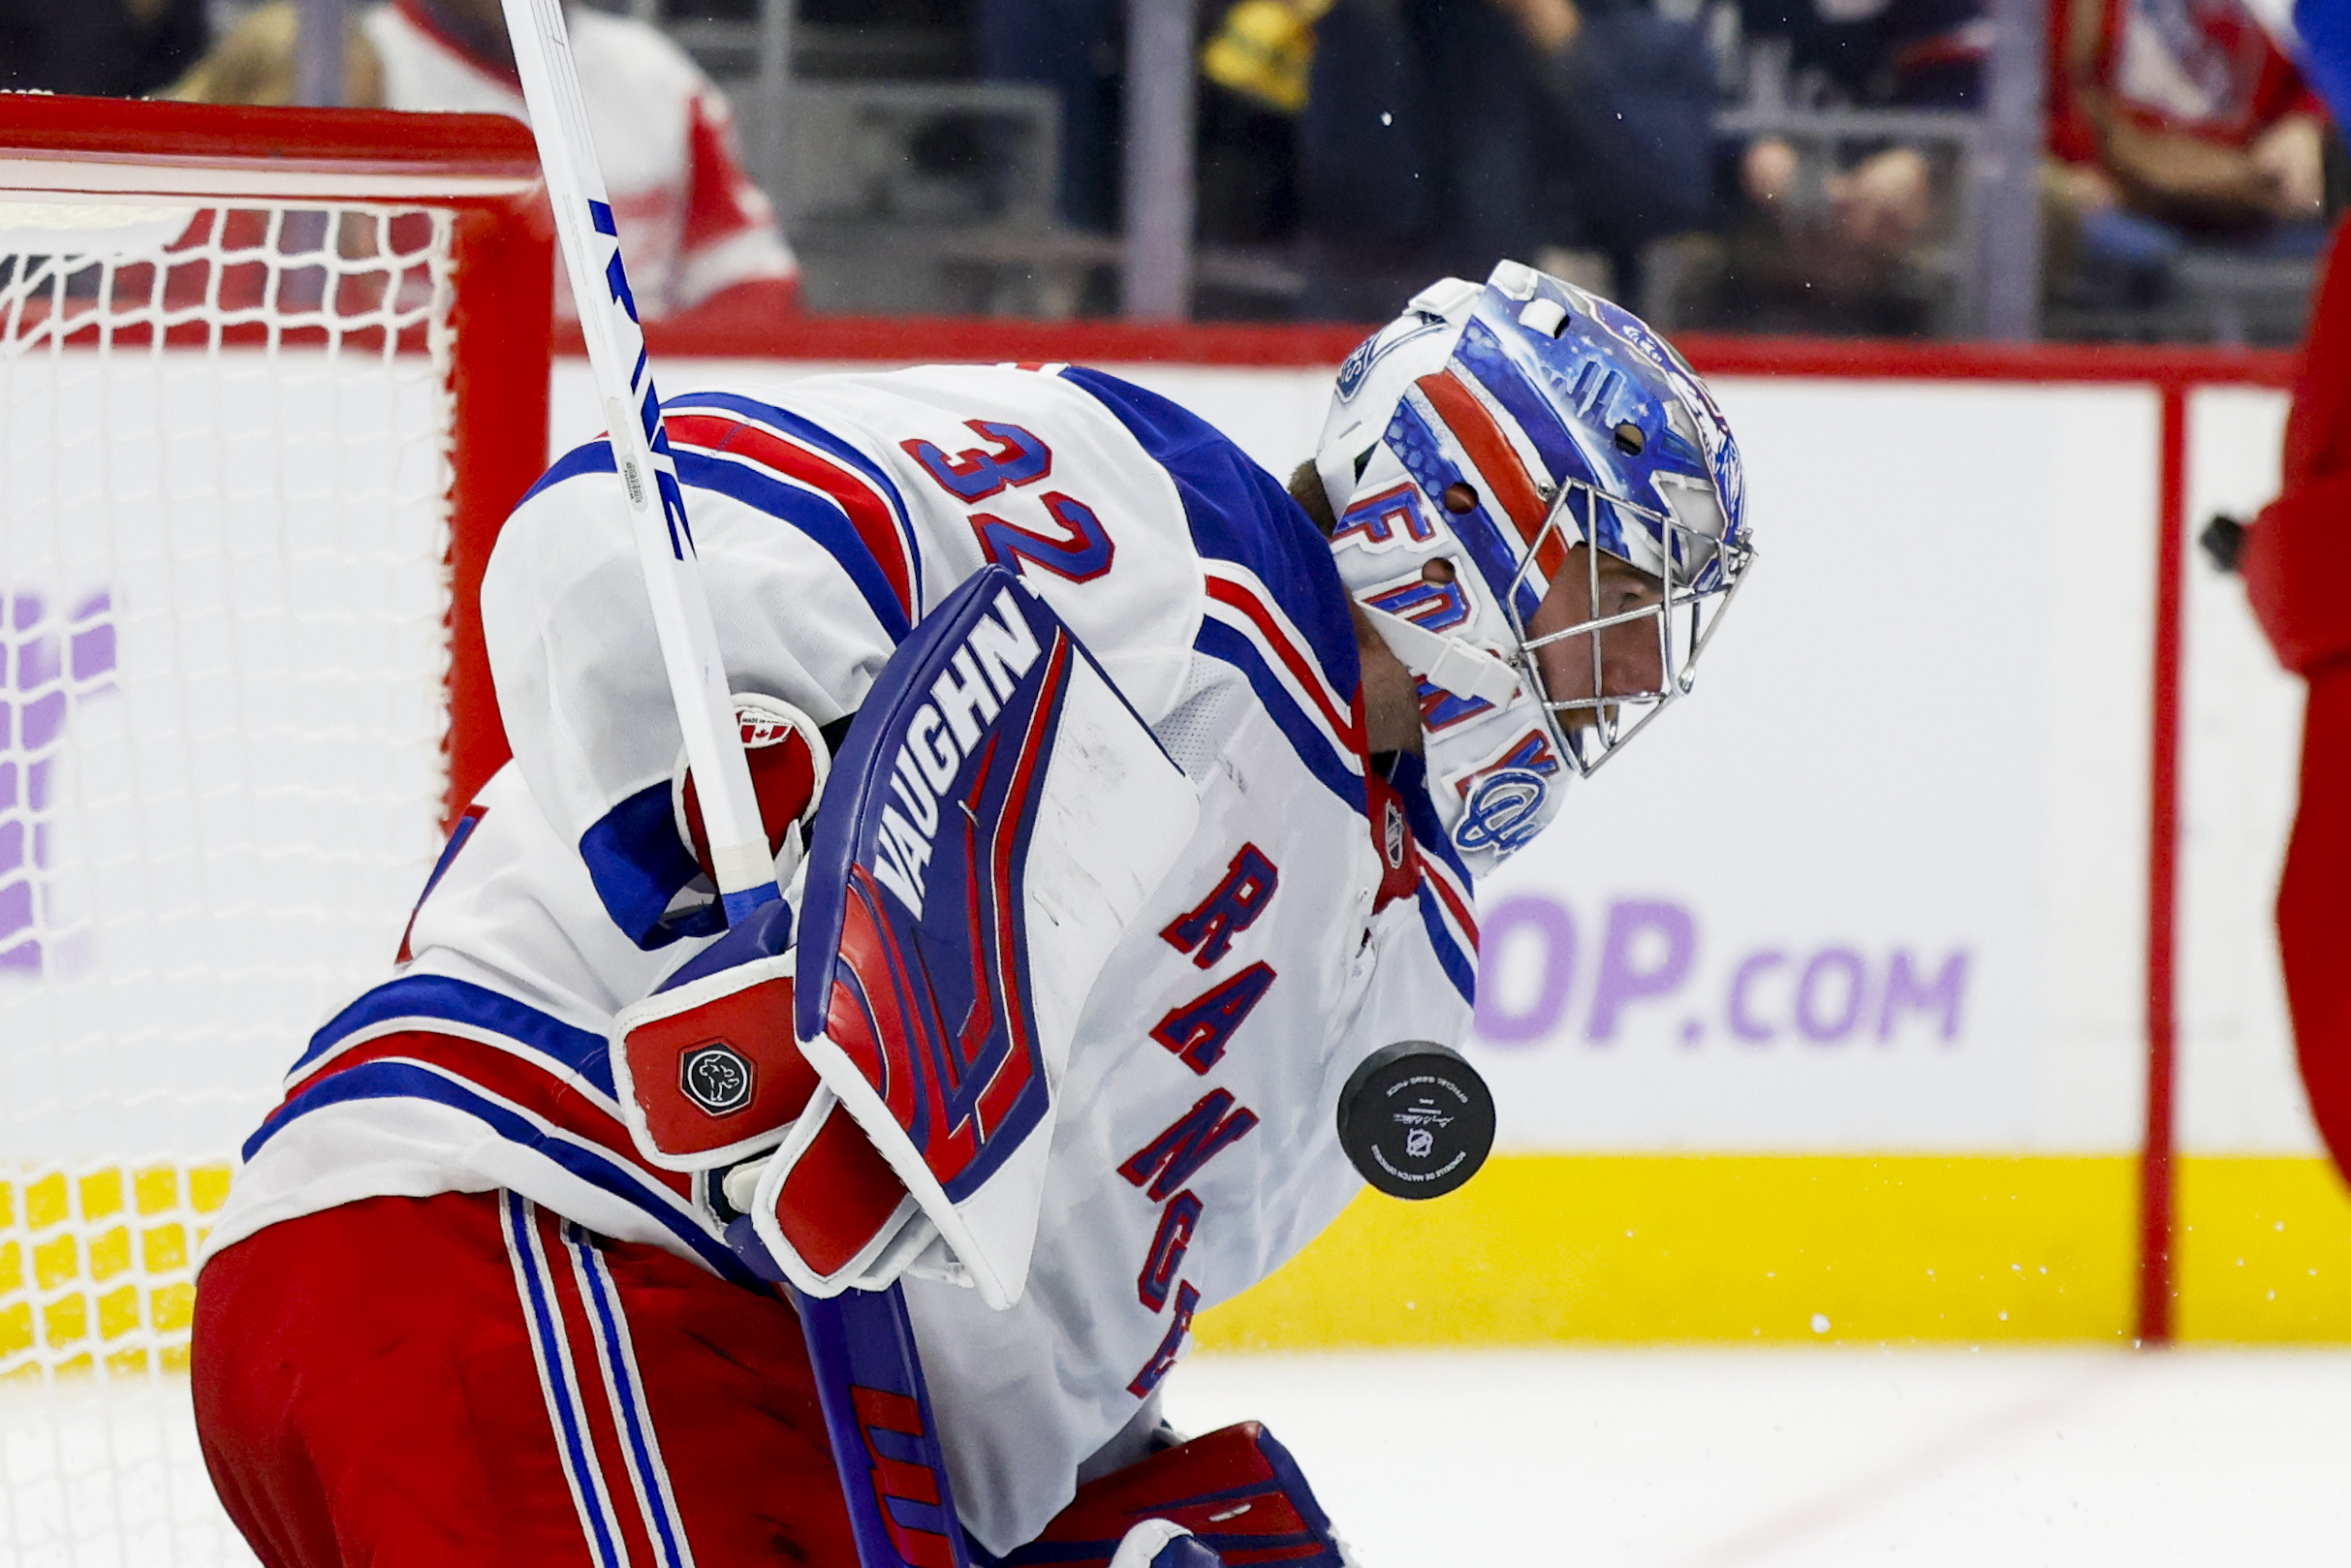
[1162,1347,2351,1567]
[0,1375,254,1567]
[7,1348,2351,1565]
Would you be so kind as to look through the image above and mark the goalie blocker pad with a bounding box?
[610,900,818,1173]
[755,567,1200,1308]
[609,697,831,1174]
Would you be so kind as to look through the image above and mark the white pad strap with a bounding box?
[1361,604,1523,706]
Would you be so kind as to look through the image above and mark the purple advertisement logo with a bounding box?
[1474,894,1969,1050]
[3,590,117,975]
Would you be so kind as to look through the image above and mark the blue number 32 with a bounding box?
[901,421,1052,501]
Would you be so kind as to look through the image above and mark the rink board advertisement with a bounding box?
[558,352,2351,1345]
[547,363,2265,1164]
[5,341,2338,1379]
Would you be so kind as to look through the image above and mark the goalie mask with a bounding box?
[1316,260,1752,873]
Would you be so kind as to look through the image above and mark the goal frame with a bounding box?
[0,92,553,827]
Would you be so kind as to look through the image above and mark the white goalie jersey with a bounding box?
[206,363,1479,1552]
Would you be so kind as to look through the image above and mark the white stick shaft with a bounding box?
[501,0,777,911]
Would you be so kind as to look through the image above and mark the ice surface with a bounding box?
[0,1375,254,1567]
[1164,1346,2351,1567]
[8,1347,2351,1565]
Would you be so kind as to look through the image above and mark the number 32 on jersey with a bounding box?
[902,421,1115,583]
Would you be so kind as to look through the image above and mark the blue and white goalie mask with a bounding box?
[1315,260,1753,873]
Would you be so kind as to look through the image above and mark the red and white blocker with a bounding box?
[192,1188,861,1568]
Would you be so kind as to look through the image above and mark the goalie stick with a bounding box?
[496,5,972,1566]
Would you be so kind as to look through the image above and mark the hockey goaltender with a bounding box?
[191,260,1751,1568]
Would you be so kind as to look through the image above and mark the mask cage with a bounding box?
[1503,480,1754,778]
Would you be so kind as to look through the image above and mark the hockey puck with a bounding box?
[1336,1041,1494,1200]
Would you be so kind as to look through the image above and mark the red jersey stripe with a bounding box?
[278,1029,694,1203]
[666,412,917,619]
[1202,571,1365,758]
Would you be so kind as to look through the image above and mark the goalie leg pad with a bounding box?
[989,1423,1347,1568]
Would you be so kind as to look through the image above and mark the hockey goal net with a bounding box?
[0,95,548,1562]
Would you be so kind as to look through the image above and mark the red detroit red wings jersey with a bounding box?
[209,365,1477,1553]
[365,0,797,317]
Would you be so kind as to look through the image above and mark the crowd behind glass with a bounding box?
[5,0,2336,342]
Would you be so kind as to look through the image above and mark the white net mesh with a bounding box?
[0,198,465,1563]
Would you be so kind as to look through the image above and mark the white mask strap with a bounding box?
[1358,605,1523,707]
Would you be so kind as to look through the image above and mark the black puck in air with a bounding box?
[1337,1041,1494,1199]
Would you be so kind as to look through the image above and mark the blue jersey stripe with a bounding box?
[1387,753,1478,1001]
[522,439,619,505]
[573,1237,694,1568]
[1055,366,1361,694]
[527,393,918,543]
[665,389,919,555]
[668,447,913,642]
[519,426,913,643]
[399,807,484,957]
[578,780,724,952]
[247,1059,757,1285]
[1195,618,1365,810]
[1412,883,1479,1003]
[298,974,614,1095]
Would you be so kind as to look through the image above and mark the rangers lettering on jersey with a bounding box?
[1149,963,1277,1075]
[1160,846,1279,968]
[1135,1192,1204,1312]
[1118,1090,1261,1203]
[1126,1284,1203,1397]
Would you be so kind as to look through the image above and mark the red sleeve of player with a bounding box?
[2241,216,2351,1190]
[679,87,780,261]
[2242,217,2351,674]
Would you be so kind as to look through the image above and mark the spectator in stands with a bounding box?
[170,0,799,324]
[975,0,1125,234]
[2046,0,2327,303]
[1295,0,1719,321]
[0,0,209,100]
[1702,0,1987,335]
[1197,0,1313,310]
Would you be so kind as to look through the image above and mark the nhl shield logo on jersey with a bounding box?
[681,1042,754,1115]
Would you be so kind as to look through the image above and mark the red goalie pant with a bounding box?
[192,1187,859,1568]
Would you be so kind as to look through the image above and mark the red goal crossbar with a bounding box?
[0,93,553,824]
